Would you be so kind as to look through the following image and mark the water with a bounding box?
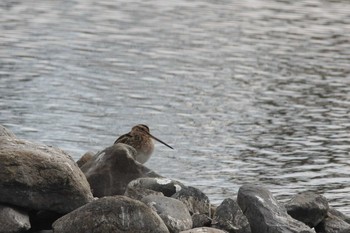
[1,0,350,214]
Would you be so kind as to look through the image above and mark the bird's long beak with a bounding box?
[147,132,174,149]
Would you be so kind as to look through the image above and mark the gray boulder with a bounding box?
[315,212,350,233]
[142,195,192,233]
[128,177,185,197]
[285,191,329,227]
[0,126,93,213]
[212,198,251,233]
[80,143,161,197]
[237,185,315,233]
[180,227,227,233]
[0,204,30,233]
[53,195,169,233]
[172,186,211,215]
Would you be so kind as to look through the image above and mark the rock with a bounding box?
[76,151,94,167]
[212,198,251,233]
[192,213,212,228]
[180,227,227,233]
[0,126,93,213]
[124,186,164,201]
[80,143,161,197]
[53,195,169,233]
[142,195,192,233]
[285,191,329,227]
[315,212,350,233]
[237,185,315,233]
[328,208,350,224]
[172,186,211,215]
[128,177,185,197]
[0,204,30,233]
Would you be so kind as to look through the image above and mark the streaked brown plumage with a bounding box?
[114,124,173,164]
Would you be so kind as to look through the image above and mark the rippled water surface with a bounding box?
[1,0,350,213]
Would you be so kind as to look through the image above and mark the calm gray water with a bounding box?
[1,0,350,213]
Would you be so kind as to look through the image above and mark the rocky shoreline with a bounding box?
[0,124,349,233]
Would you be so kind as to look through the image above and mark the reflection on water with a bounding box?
[1,0,350,213]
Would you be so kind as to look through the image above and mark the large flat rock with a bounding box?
[0,125,93,214]
[53,196,170,233]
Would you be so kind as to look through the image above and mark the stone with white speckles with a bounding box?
[212,198,251,233]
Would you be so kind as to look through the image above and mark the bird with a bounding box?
[114,124,173,164]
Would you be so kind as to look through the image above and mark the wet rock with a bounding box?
[172,186,211,215]
[76,151,94,167]
[0,126,93,213]
[180,227,227,233]
[53,195,169,233]
[315,212,350,233]
[285,191,329,227]
[128,177,185,197]
[192,213,212,228]
[124,186,164,201]
[237,185,315,233]
[142,195,192,233]
[212,198,251,233]
[0,204,30,233]
[80,143,161,197]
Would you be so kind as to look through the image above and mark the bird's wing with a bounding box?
[114,133,132,144]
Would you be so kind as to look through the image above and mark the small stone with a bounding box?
[80,143,161,197]
[237,185,315,233]
[142,195,192,233]
[0,204,30,233]
[53,195,169,233]
[212,198,251,233]
[285,191,329,227]
[172,186,211,215]
[128,177,185,197]
[192,213,212,228]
